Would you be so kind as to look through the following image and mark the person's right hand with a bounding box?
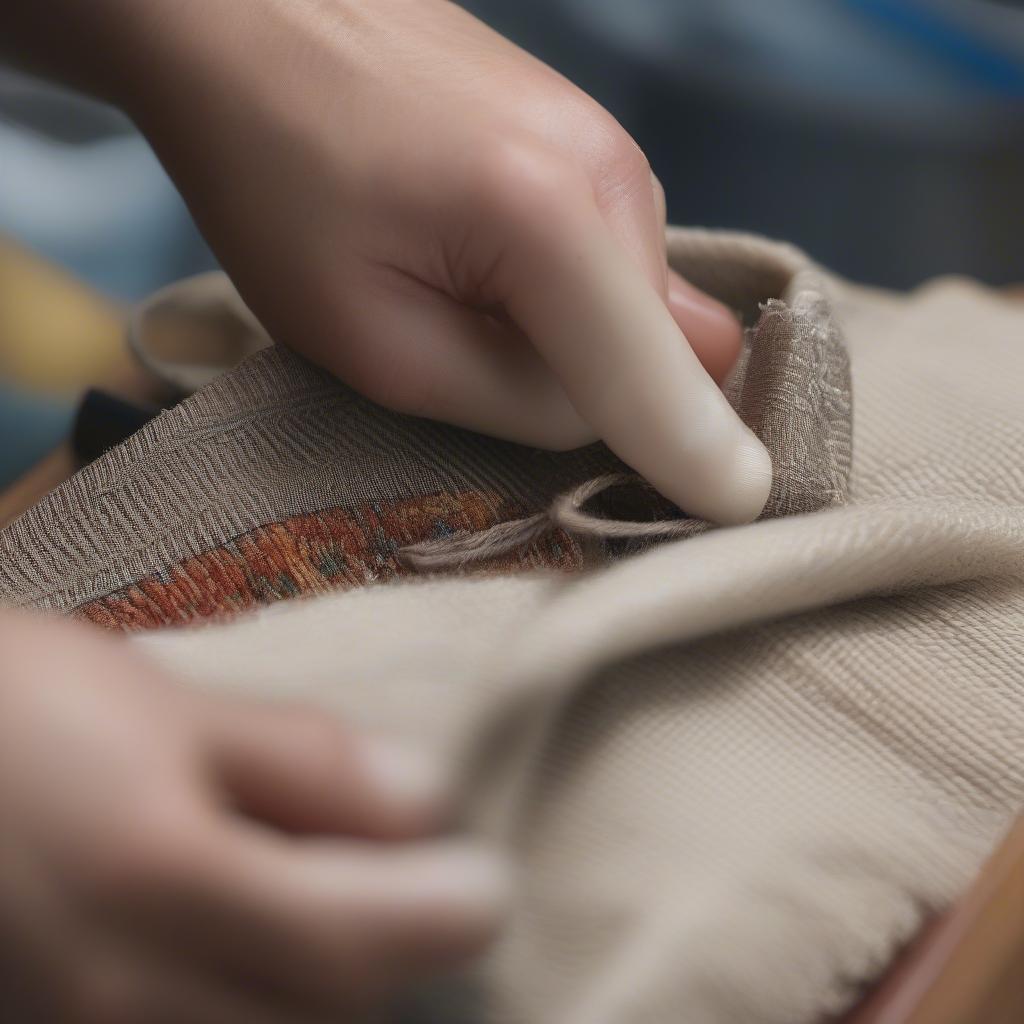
[128,0,771,527]
[0,613,507,1022]
[7,0,773,526]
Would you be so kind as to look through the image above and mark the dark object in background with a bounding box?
[463,0,1024,288]
[71,389,158,468]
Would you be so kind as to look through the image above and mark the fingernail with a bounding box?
[359,737,448,808]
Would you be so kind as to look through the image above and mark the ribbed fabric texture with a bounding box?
[134,259,1024,1024]
[0,230,851,619]
[2,230,1022,1023]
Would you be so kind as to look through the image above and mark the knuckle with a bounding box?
[592,128,654,206]
[610,121,650,173]
[619,137,652,180]
[588,112,650,176]
[465,137,588,226]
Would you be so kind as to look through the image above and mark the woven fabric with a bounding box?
[1,230,1022,1023]
[0,229,851,623]
[131,268,1024,1024]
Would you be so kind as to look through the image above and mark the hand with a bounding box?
[5,0,772,524]
[0,613,507,1022]
[113,0,771,525]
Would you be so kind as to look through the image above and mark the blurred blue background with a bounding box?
[461,0,1024,288]
[2,0,1023,486]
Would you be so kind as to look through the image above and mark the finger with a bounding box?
[201,697,447,840]
[600,168,743,386]
[327,269,596,449]
[331,263,738,452]
[596,164,668,297]
[176,830,510,1009]
[666,269,743,385]
[496,183,772,525]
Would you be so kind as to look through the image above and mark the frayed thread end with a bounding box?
[397,474,705,573]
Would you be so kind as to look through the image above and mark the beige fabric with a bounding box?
[1,229,1021,1021]
[0,229,851,613]
[132,271,1024,1021]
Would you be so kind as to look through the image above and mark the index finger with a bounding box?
[499,191,772,526]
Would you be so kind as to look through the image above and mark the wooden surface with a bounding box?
[1,239,1022,1022]
[845,817,1024,1023]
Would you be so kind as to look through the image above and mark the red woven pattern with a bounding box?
[78,491,581,631]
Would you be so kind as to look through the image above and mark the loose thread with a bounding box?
[396,513,552,571]
[397,474,705,572]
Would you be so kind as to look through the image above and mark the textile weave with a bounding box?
[1,230,1022,1024]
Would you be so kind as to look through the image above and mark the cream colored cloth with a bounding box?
[134,272,1024,1022]
[0,230,852,615]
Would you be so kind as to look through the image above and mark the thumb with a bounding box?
[493,177,772,525]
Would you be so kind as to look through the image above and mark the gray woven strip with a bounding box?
[0,229,851,614]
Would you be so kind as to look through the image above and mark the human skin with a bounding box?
[0,613,508,1021]
[7,0,772,526]
[2,0,774,1016]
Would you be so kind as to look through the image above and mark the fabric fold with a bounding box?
[2,228,1022,1024]
[0,228,852,623]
